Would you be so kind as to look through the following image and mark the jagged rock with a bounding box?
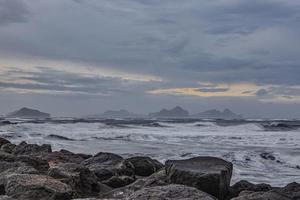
[0,144,16,154]
[102,175,135,188]
[81,152,134,181]
[229,180,272,198]
[276,182,300,199]
[165,156,232,200]
[0,138,10,148]
[231,182,300,200]
[44,149,92,166]
[126,156,164,176]
[0,196,16,200]
[101,169,168,199]
[0,152,49,173]
[48,163,110,198]
[127,184,217,200]
[231,190,291,200]
[12,141,52,156]
[5,174,73,200]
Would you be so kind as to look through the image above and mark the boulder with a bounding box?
[5,174,73,200]
[275,182,300,200]
[48,163,109,197]
[12,141,52,156]
[127,184,217,200]
[102,175,135,188]
[101,169,168,199]
[0,196,16,200]
[0,144,16,154]
[231,190,290,200]
[0,152,49,173]
[229,180,272,198]
[81,152,134,181]
[165,156,233,200]
[126,156,164,176]
[232,182,300,200]
[0,138,10,148]
[45,149,91,166]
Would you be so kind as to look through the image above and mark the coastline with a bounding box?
[0,137,298,200]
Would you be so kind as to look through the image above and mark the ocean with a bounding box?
[0,118,299,186]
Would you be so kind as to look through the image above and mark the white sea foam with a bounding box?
[0,119,299,186]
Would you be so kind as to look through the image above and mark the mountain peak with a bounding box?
[149,106,189,118]
[6,107,50,119]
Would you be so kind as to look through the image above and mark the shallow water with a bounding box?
[1,118,300,186]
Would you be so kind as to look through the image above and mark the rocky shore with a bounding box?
[0,137,298,200]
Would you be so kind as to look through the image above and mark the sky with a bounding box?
[0,0,300,118]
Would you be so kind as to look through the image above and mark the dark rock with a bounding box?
[126,156,164,176]
[0,138,10,148]
[44,149,92,166]
[5,174,73,200]
[101,169,168,199]
[229,180,272,198]
[260,152,276,161]
[232,182,300,200]
[15,155,50,173]
[127,184,217,200]
[0,196,16,200]
[165,156,233,200]
[48,163,109,198]
[276,182,300,200]
[0,144,16,154]
[0,152,49,173]
[12,141,52,156]
[231,190,290,200]
[81,152,134,181]
[0,162,39,194]
[102,175,135,188]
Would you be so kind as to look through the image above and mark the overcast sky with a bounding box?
[0,0,300,118]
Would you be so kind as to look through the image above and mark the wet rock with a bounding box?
[48,163,108,198]
[127,184,217,200]
[45,149,92,166]
[0,138,10,148]
[5,174,73,200]
[12,141,52,156]
[229,180,272,198]
[81,152,134,181]
[165,156,232,200]
[126,156,164,176]
[260,152,276,161]
[102,175,135,188]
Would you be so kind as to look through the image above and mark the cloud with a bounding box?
[255,89,268,96]
[0,0,29,25]
[0,67,159,96]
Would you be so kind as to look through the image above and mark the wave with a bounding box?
[45,134,75,141]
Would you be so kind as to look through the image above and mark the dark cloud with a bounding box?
[0,0,29,25]
[0,0,300,117]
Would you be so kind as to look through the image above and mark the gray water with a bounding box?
[0,118,299,186]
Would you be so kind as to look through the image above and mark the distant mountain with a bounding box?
[193,108,242,119]
[6,107,50,119]
[149,106,189,118]
[89,109,142,118]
